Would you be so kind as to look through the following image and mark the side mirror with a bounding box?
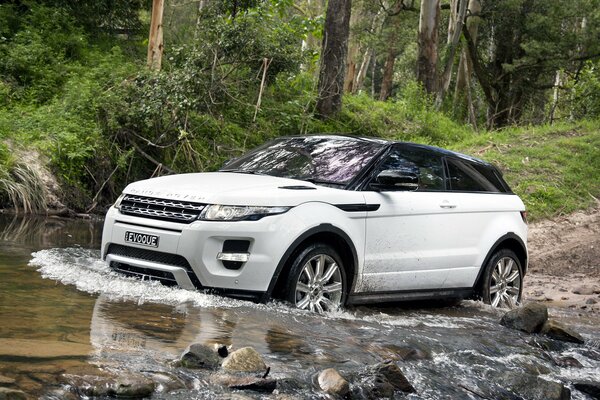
[371,169,419,191]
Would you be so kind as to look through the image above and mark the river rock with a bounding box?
[317,368,349,397]
[372,360,415,393]
[554,355,583,368]
[572,286,595,295]
[112,376,156,398]
[540,320,585,344]
[211,374,277,393]
[573,381,600,399]
[222,347,267,373]
[500,303,548,333]
[64,374,155,398]
[0,388,26,400]
[586,298,597,305]
[180,343,221,369]
[528,337,566,352]
[0,376,14,387]
[499,371,570,400]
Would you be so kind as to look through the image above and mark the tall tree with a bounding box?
[316,0,352,118]
[147,0,165,70]
[416,0,440,93]
[453,0,480,124]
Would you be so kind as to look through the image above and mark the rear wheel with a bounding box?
[284,243,346,313]
[481,249,523,308]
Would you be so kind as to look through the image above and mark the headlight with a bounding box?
[113,193,125,209]
[199,205,290,221]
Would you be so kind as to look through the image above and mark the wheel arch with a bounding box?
[265,224,359,302]
[473,233,528,293]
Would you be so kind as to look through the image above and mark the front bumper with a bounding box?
[101,206,297,295]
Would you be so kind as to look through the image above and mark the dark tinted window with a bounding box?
[374,146,445,190]
[221,137,385,185]
[447,158,506,192]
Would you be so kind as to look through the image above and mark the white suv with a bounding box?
[101,135,527,312]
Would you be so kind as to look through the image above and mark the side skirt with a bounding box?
[347,288,474,305]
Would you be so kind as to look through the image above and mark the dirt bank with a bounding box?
[524,205,600,312]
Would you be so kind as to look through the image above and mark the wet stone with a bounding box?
[317,368,349,397]
[0,376,15,387]
[573,381,600,399]
[499,371,570,400]
[554,356,583,368]
[222,347,267,373]
[0,388,26,400]
[64,374,156,398]
[145,372,186,393]
[371,360,415,393]
[586,298,598,305]
[211,374,277,393]
[180,343,221,370]
[500,303,548,333]
[540,320,585,344]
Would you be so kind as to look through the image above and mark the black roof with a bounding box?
[281,134,494,168]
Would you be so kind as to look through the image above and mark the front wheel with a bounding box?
[481,249,523,308]
[284,243,346,313]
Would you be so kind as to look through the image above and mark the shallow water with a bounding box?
[0,215,598,399]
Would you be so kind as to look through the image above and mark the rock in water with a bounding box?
[541,320,585,344]
[0,388,26,400]
[500,303,548,333]
[0,376,15,387]
[180,343,221,369]
[317,368,349,397]
[211,374,277,393]
[112,376,156,398]
[222,347,267,373]
[500,371,570,400]
[573,381,600,399]
[373,360,416,393]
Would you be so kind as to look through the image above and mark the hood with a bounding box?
[123,172,364,206]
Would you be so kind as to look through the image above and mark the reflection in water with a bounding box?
[0,215,598,399]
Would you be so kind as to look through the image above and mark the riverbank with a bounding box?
[525,204,600,312]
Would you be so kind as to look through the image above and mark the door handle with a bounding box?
[440,201,457,209]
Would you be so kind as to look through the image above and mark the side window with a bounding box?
[446,158,505,192]
[375,147,445,191]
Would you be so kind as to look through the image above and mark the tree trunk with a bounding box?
[316,0,352,118]
[354,48,372,94]
[147,0,165,70]
[436,0,468,106]
[416,0,440,94]
[453,0,480,122]
[379,50,397,101]
[344,8,362,93]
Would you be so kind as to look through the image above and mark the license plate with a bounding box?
[124,231,159,248]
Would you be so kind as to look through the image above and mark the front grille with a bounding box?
[107,244,192,271]
[119,194,206,223]
[111,262,178,286]
[106,244,203,288]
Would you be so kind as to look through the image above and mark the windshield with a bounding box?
[221,136,386,186]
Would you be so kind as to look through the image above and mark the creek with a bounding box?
[0,215,598,399]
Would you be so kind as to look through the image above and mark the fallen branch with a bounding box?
[130,140,176,175]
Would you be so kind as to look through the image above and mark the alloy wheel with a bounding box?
[294,253,343,313]
[489,256,522,308]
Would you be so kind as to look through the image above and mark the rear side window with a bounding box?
[446,158,506,192]
[376,146,445,190]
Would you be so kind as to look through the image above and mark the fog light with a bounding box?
[217,252,250,263]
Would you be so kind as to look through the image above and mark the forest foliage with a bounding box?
[0,0,598,218]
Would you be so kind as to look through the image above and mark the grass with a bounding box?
[454,120,600,221]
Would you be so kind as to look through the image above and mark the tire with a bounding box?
[481,248,523,308]
[283,243,347,313]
